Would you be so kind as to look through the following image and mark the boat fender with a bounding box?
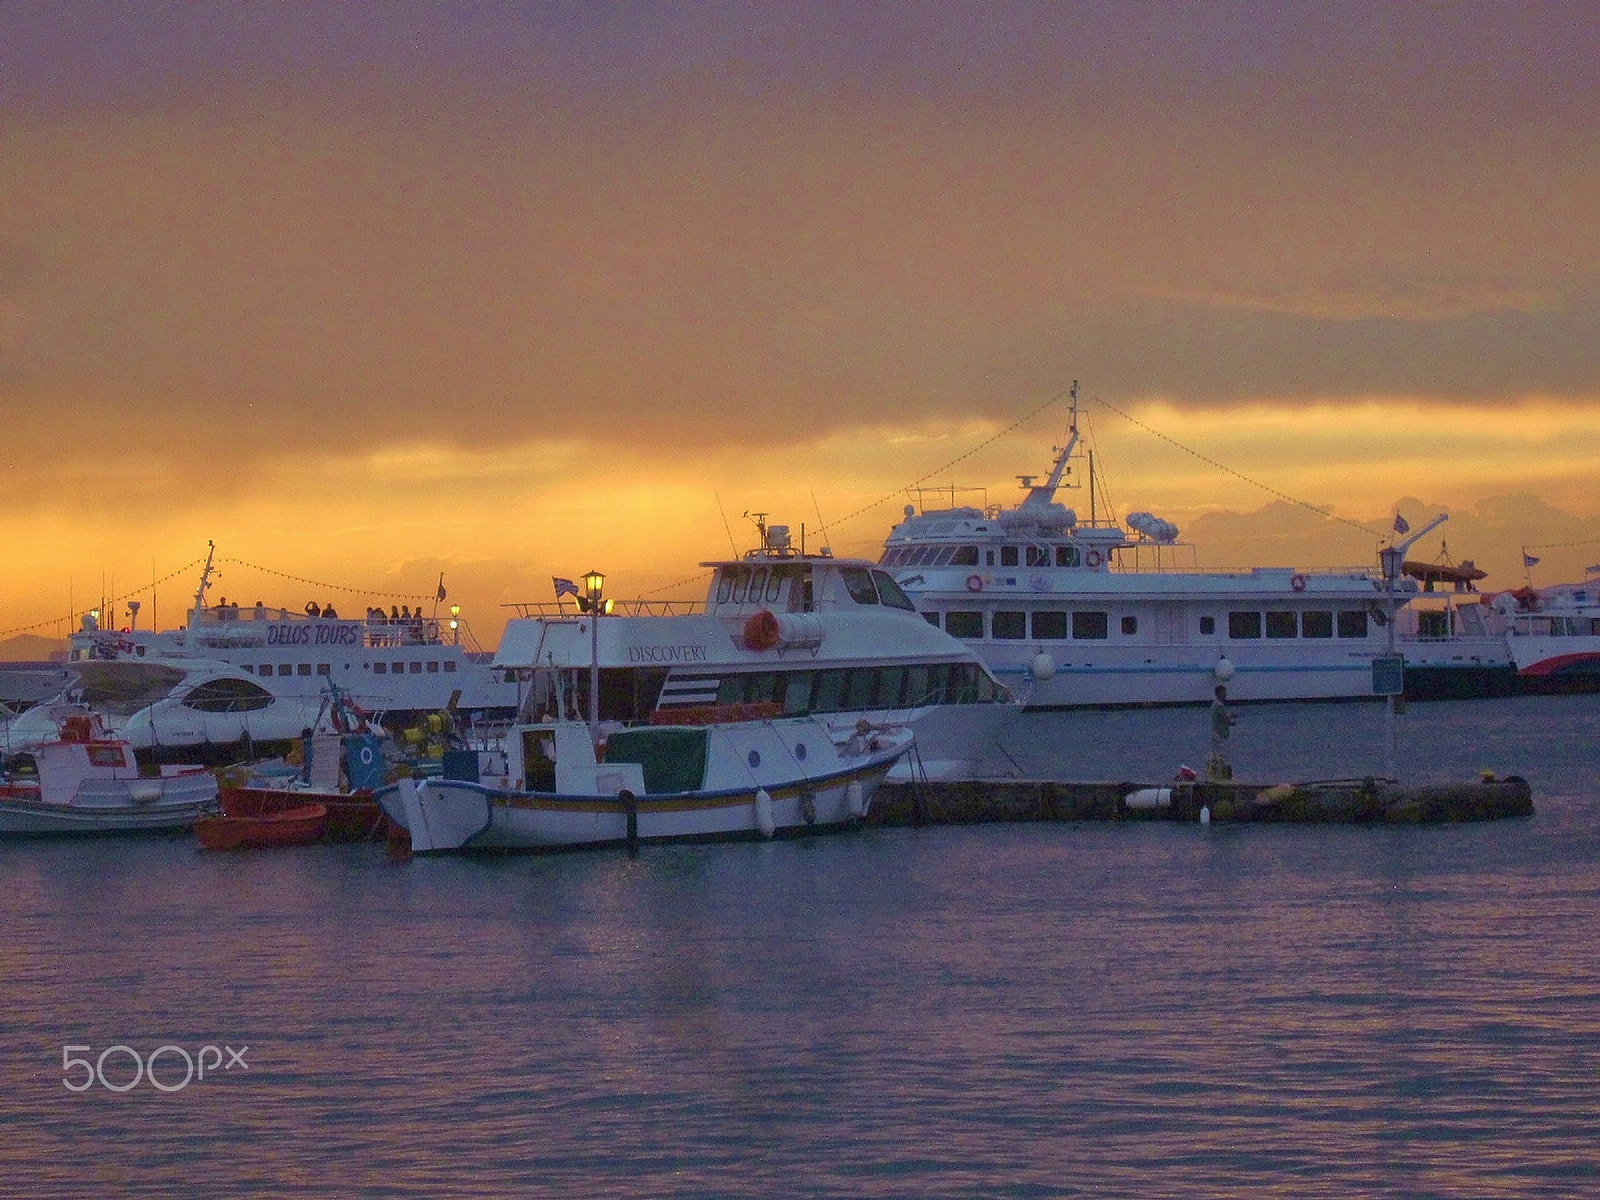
[846,779,866,818]
[754,788,776,838]
[1290,573,1307,592]
[1124,787,1173,810]
[800,794,817,825]
[1199,805,1211,826]
[1085,549,1103,568]
[128,780,163,804]
[1030,652,1055,682]
[1213,657,1236,683]
[966,574,983,592]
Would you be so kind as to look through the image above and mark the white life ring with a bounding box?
[1290,573,1307,592]
[1085,549,1103,569]
[966,574,983,592]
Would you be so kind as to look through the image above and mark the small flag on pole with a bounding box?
[1523,552,1540,568]
[1392,513,1409,535]
[1586,564,1600,575]
[436,575,447,602]
[553,577,579,598]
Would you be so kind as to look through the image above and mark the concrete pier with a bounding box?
[870,776,1533,827]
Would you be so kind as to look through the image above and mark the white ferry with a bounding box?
[879,386,1408,709]
[69,545,520,720]
[496,521,1017,781]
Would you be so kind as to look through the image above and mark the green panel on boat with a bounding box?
[604,728,709,794]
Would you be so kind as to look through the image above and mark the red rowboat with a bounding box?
[195,803,328,851]
[217,786,390,841]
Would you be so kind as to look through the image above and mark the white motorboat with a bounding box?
[4,659,328,765]
[880,384,1408,709]
[377,714,912,853]
[0,709,216,835]
[495,519,1018,781]
[69,543,520,720]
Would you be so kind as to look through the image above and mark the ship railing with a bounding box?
[502,599,708,619]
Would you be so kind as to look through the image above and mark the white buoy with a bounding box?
[846,779,866,817]
[754,788,776,838]
[1200,805,1211,826]
[1030,652,1056,682]
[1213,657,1236,683]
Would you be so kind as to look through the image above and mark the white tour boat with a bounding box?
[0,709,216,835]
[378,715,912,853]
[495,521,1018,780]
[880,386,1409,709]
[69,544,520,720]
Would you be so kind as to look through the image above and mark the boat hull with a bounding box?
[378,758,900,854]
[196,803,328,850]
[0,784,214,836]
[219,786,389,840]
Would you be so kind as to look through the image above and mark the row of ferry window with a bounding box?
[242,660,458,677]
[881,544,1083,569]
[925,608,1373,640]
[696,662,1005,713]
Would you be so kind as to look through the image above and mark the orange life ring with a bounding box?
[1085,549,1103,569]
[1290,573,1307,592]
[966,574,983,592]
[742,609,780,651]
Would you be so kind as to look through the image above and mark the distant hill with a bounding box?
[0,633,67,663]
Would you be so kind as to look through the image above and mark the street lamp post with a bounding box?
[582,569,606,739]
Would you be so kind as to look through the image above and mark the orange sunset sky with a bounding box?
[2,3,1597,650]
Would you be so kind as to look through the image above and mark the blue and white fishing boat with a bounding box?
[378,715,912,853]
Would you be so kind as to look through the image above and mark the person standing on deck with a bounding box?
[1208,685,1237,780]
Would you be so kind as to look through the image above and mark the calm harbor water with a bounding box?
[2,696,1597,1198]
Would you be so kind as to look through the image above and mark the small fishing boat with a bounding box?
[195,802,328,850]
[0,709,216,836]
[377,714,915,854]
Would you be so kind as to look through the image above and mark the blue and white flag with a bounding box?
[1392,513,1409,535]
[553,576,579,598]
[1523,552,1540,568]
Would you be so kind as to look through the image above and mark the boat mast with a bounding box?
[1019,380,1080,510]
[181,541,217,649]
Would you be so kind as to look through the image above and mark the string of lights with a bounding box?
[0,557,208,639]
[218,558,445,603]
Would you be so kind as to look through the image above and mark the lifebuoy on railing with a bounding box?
[1290,573,1307,592]
[1084,549,1103,569]
[966,574,984,592]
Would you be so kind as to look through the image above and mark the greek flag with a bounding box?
[1392,513,1409,535]
[553,577,579,598]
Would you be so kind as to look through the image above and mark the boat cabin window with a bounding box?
[840,567,880,605]
[984,550,995,566]
[1000,546,1019,567]
[1301,611,1333,638]
[1265,612,1297,639]
[183,678,275,713]
[1121,616,1138,635]
[951,546,979,566]
[992,611,1026,640]
[922,612,940,628]
[317,664,331,675]
[298,663,313,676]
[765,567,786,603]
[945,610,984,639]
[1026,546,1049,567]
[871,571,917,611]
[521,730,557,792]
[1229,612,1263,639]
[1337,610,1369,638]
[1032,611,1068,640]
[1199,616,1216,635]
[1056,546,1081,567]
[1072,611,1109,640]
[374,662,388,674]
[749,566,768,602]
